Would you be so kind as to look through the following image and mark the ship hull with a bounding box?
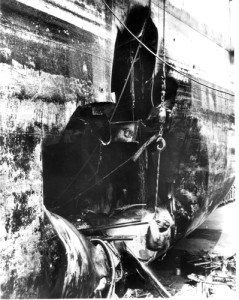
[0,0,235,297]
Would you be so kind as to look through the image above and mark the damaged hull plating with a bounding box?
[0,0,235,298]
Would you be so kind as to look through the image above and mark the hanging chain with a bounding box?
[161,0,166,108]
[152,0,166,126]
[154,132,166,209]
[154,0,167,209]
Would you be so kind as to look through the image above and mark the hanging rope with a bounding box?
[51,143,100,205]
[102,0,234,97]
[151,0,167,109]
[150,0,160,108]
[130,50,136,121]
[61,155,133,208]
[109,42,141,122]
[109,8,151,122]
[59,131,162,208]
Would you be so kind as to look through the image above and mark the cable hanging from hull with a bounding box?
[102,0,234,97]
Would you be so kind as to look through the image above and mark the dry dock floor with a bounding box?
[148,202,238,298]
[175,201,237,256]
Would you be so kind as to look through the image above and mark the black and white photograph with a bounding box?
[0,0,236,298]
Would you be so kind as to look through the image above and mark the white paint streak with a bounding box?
[17,0,112,39]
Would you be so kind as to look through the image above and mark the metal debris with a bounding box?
[123,288,154,298]
[184,252,236,297]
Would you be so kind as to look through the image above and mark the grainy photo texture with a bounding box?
[0,0,236,298]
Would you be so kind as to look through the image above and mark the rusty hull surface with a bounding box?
[0,0,235,298]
